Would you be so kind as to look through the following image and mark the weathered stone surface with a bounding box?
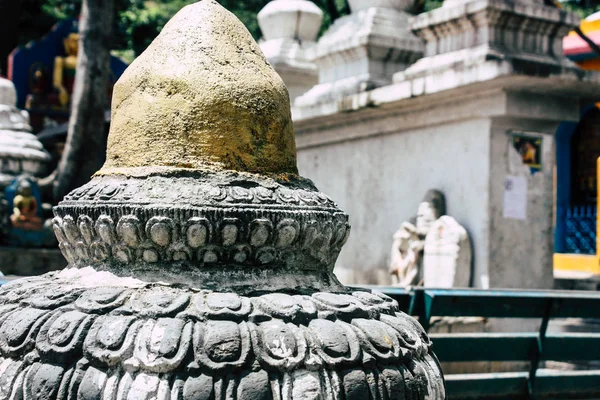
[0,274,445,399]
[103,0,297,175]
[52,170,349,294]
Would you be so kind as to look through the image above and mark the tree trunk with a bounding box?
[53,0,114,201]
[0,0,21,76]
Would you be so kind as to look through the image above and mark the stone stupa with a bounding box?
[0,1,445,399]
[0,77,50,190]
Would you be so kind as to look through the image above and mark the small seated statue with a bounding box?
[2,177,56,247]
[10,180,42,231]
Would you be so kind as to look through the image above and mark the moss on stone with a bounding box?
[100,0,298,176]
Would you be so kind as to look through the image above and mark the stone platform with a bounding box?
[0,246,66,276]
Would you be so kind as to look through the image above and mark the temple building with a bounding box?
[259,0,600,288]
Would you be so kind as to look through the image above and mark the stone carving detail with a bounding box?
[62,174,337,209]
[53,211,349,268]
[0,275,445,400]
[53,173,350,271]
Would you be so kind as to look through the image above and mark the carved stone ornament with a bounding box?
[0,1,446,399]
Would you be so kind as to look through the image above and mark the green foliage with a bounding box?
[423,0,443,12]
[561,0,600,19]
[19,0,446,60]
[118,0,353,57]
[40,0,79,19]
[20,0,349,56]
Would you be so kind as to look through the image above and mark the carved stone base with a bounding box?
[0,270,445,400]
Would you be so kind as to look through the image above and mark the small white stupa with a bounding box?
[258,0,323,102]
[0,77,50,189]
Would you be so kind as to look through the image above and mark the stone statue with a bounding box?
[53,32,79,108]
[3,176,56,247]
[390,189,446,286]
[0,2,444,399]
[423,215,473,288]
[9,180,42,230]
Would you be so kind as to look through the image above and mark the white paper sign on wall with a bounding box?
[503,175,527,220]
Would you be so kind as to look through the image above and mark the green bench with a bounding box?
[371,287,600,400]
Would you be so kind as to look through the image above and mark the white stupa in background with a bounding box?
[0,77,50,189]
[258,0,323,102]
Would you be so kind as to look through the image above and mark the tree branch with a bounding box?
[53,0,114,201]
[574,26,600,58]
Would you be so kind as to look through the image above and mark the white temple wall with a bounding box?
[294,88,582,288]
[296,115,491,286]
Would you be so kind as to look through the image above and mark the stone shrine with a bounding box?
[0,2,445,399]
[0,77,50,191]
[258,0,323,103]
[295,0,423,113]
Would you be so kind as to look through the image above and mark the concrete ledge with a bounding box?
[0,246,66,276]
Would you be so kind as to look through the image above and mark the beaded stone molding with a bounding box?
[0,275,444,400]
[52,211,349,269]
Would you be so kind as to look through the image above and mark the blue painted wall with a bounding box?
[555,105,598,253]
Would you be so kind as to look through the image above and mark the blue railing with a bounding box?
[565,205,597,254]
